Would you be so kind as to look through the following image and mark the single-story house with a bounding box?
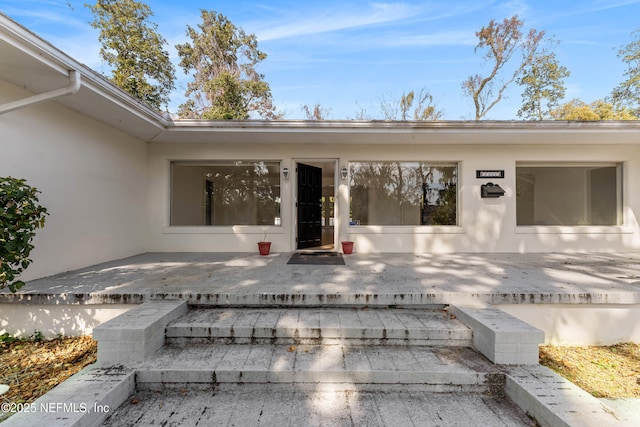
[2,13,640,282]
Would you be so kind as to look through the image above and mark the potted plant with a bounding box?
[341,241,354,254]
[258,230,271,256]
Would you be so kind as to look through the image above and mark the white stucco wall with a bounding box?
[0,81,148,280]
[499,304,640,345]
[147,141,640,253]
[0,304,134,338]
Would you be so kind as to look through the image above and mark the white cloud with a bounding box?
[549,0,640,19]
[2,3,88,31]
[255,3,422,41]
[499,0,532,19]
[589,0,640,11]
[382,30,477,47]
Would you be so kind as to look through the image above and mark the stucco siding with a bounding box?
[0,81,148,280]
[147,140,640,253]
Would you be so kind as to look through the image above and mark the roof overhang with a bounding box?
[153,119,640,145]
[0,13,168,141]
[2,13,640,146]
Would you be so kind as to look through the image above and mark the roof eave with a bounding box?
[0,13,169,140]
[150,119,640,145]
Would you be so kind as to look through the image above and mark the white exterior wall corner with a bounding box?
[0,80,148,280]
[148,141,640,254]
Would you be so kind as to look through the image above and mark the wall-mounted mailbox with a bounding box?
[481,182,505,198]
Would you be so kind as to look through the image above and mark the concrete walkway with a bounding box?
[103,384,537,426]
[2,252,640,305]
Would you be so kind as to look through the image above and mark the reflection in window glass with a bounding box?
[516,165,621,226]
[349,162,457,226]
[171,161,280,226]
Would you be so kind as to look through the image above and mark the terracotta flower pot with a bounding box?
[257,241,271,256]
[341,241,354,254]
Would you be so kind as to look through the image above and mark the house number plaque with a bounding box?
[476,170,505,179]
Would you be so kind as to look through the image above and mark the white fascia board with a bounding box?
[165,119,640,135]
[151,119,640,145]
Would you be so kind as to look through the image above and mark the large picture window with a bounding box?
[349,162,457,226]
[171,161,281,226]
[516,164,622,226]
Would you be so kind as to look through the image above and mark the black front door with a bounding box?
[297,163,322,249]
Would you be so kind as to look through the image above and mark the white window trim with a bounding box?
[169,159,283,227]
[348,160,460,227]
[515,162,623,228]
[348,225,464,234]
[515,225,634,235]
[162,225,285,235]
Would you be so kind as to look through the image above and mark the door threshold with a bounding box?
[295,250,339,256]
[295,247,336,254]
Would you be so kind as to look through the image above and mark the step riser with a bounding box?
[167,337,472,347]
[136,370,501,389]
[166,308,472,347]
[136,381,492,394]
[167,326,471,340]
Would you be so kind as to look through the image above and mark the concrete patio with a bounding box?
[2,252,640,306]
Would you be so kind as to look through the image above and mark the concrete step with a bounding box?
[137,344,503,393]
[102,384,536,426]
[166,307,472,346]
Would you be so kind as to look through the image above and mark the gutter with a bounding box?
[0,70,81,115]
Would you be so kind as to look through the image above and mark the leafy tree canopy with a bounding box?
[517,42,570,120]
[463,15,545,120]
[551,99,637,120]
[176,10,280,120]
[87,0,176,111]
[612,30,640,116]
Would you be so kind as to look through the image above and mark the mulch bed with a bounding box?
[539,343,640,398]
[0,336,97,421]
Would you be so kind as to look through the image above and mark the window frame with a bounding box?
[347,160,460,229]
[515,162,626,233]
[168,160,283,228]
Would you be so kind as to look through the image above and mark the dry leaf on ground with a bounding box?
[0,336,97,421]
[539,343,640,398]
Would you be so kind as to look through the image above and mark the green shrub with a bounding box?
[0,177,48,292]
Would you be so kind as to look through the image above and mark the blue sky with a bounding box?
[3,0,640,119]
